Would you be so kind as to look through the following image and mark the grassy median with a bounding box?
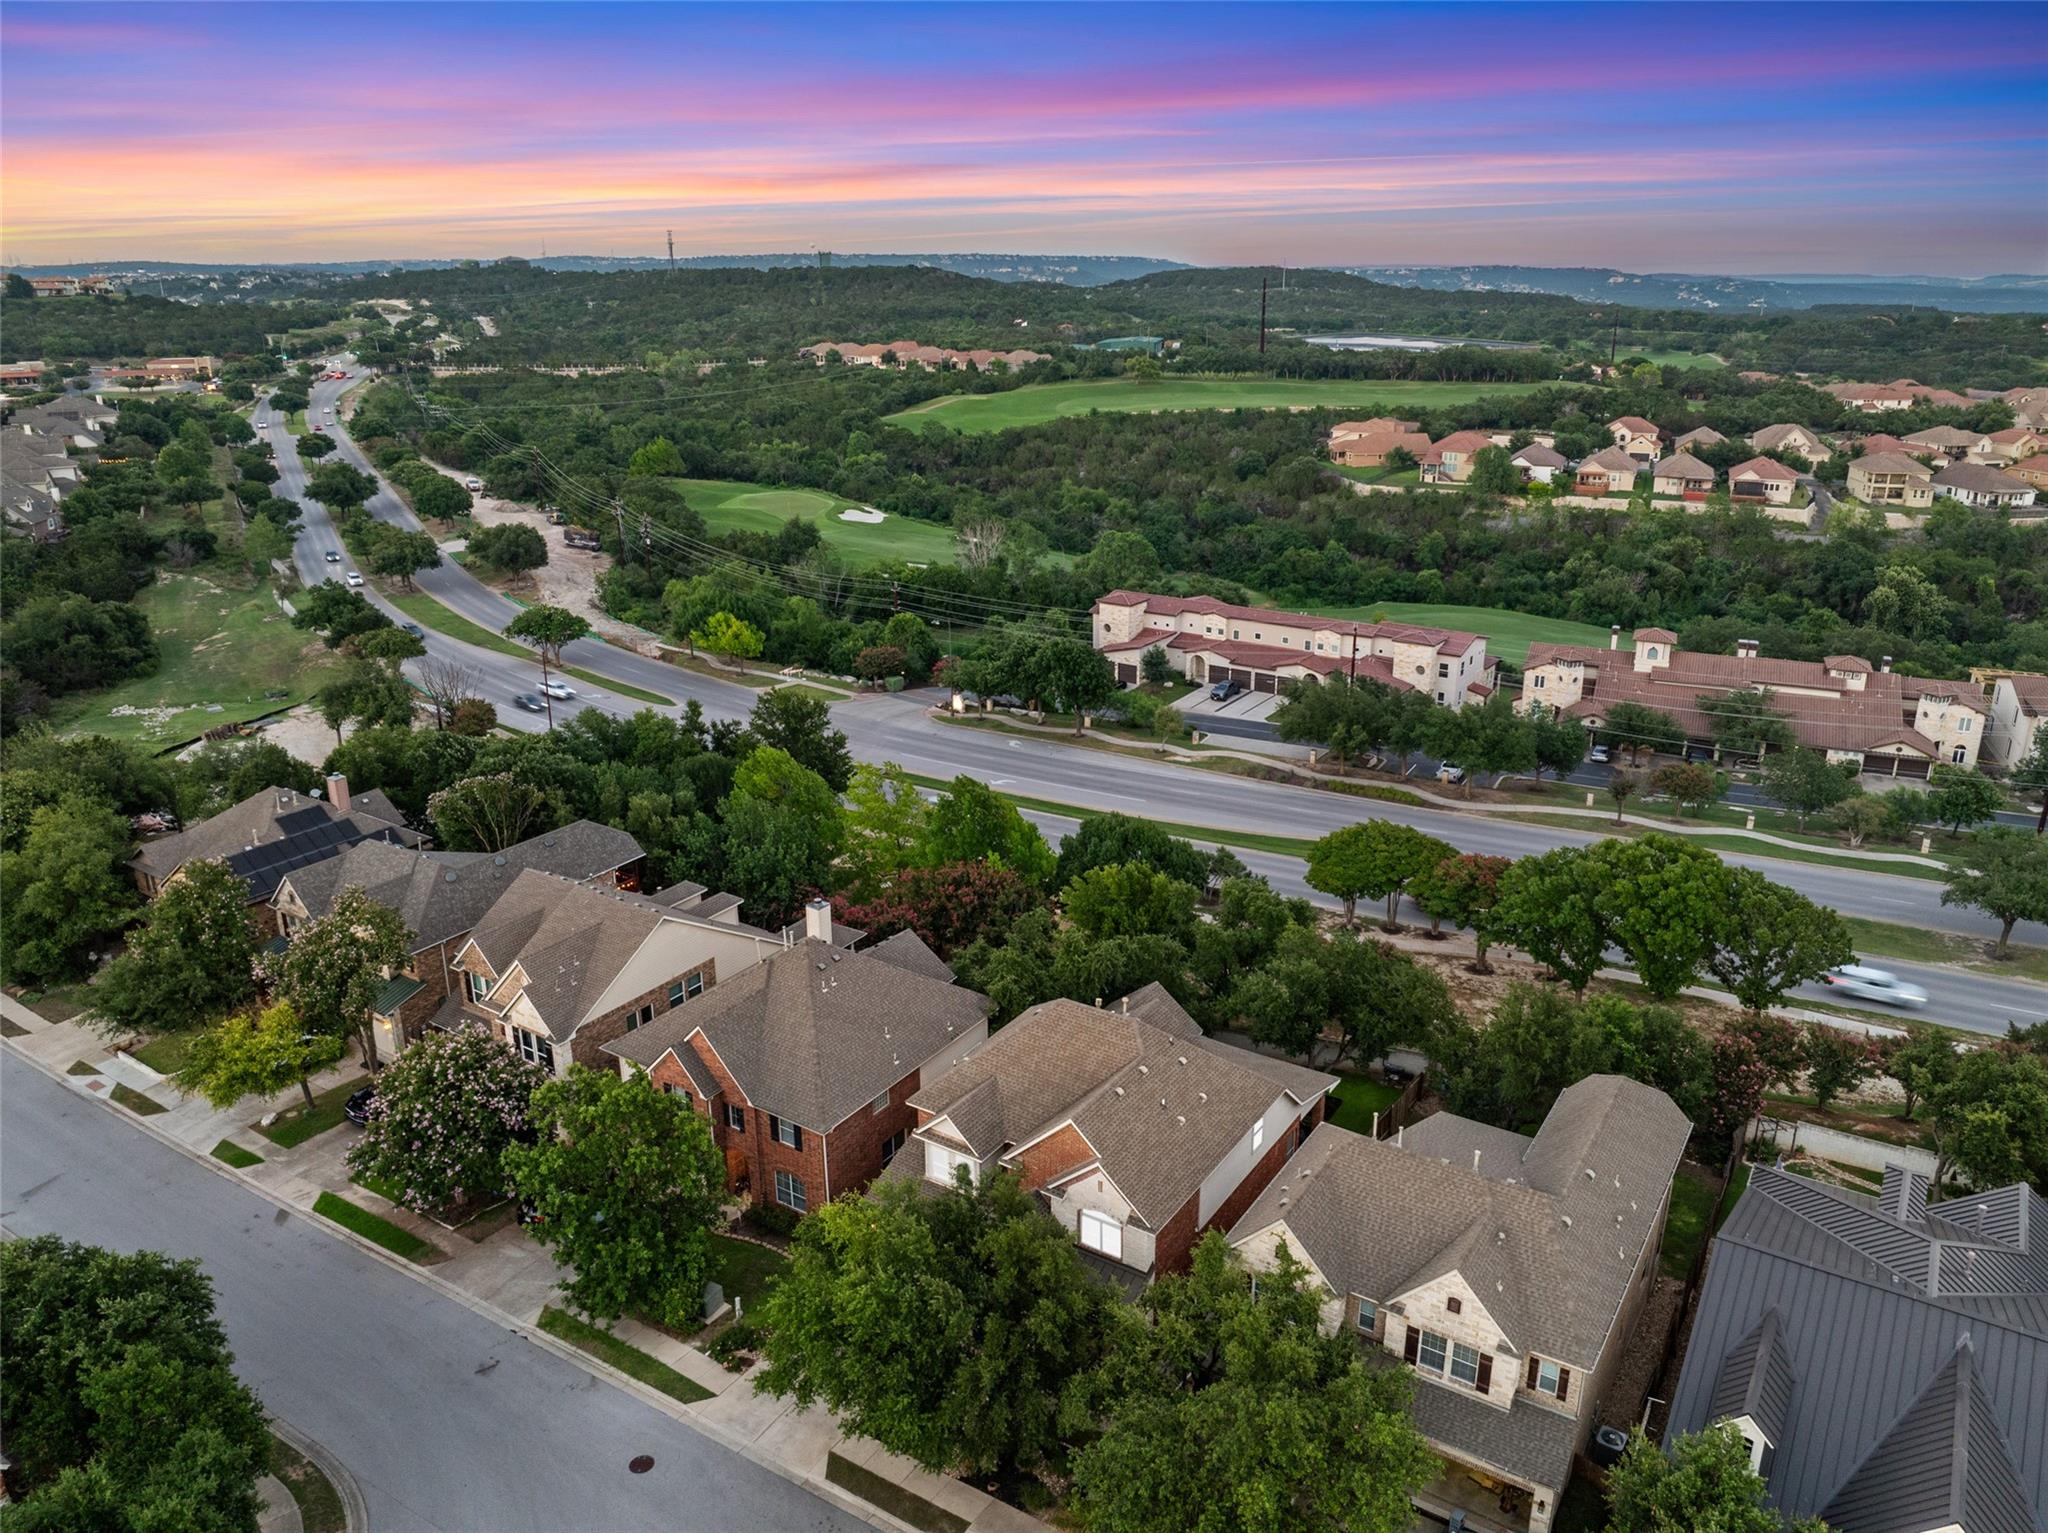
[312,1191,439,1263]
[381,591,674,706]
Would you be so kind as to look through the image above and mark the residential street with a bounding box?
[0,1054,864,1533]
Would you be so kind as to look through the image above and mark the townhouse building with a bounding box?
[606,916,989,1216]
[1093,589,1494,706]
[1230,1076,1692,1533]
[1517,630,1987,775]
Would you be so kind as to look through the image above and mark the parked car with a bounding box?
[513,692,545,713]
[1437,763,1467,785]
[324,550,342,563]
[343,1085,376,1127]
[538,679,575,700]
[345,572,365,587]
[1209,679,1242,702]
[401,622,424,638]
[1588,743,1611,764]
[464,476,482,491]
[1820,964,1928,1008]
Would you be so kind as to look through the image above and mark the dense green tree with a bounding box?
[1139,644,1173,686]
[1923,1047,2048,1193]
[176,1000,346,1113]
[1070,1234,1438,1533]
[755,1172,1116,1479]
[1802,1024,1879,1112]
[1489,845,1613,991]
[1649,760,1721,817]
[1758,748,1857,830]
[1598,701,1682,765]
[93,860,260,1036]
[1467,444,1522,497]
[1875,1022,1955,1121]
[1053,811,1214,891]
[1528,704,1590,783]
[719,746,845,926]
[1607,1424,1824,1533]
[1925,763,2004,837]
[295,431,336,459]
[1706,868,1853,1013]
[919,775,1055,887]
[0,1236,270,1533]
[2,595,159,695]
[347,1029,548,1212]
[367,527,442,589]
[273,886,412,1069]
[0,794,137,987]
[501,1065,728,1328]
[1064,862,1200,943]
[839,761,932,898]
[1698,686,1796,758]
[1305,820,1452,928]
[465,521,547,572]
[1233,925,1455,1072]
[1587,834,1730,998]
[1407,851,1511,964]
[406,471,473,521]
[1941,827,2048,955]
[691,609,764,672]
[1423,691,1537,794]
[306,461,376,515]
[290,580,391,647]
[317,657,415,743]
[427,771,549,851]
[746,686,852,792]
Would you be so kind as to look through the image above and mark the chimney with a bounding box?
[803,898,832,945]
[1609,625,1621,651]
[1881,655,1893,673]
[323,773,350,813]
[1473,1149,1483,1172]
[1736,638,1760,661]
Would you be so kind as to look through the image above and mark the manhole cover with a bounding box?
[628,1455,655,1475]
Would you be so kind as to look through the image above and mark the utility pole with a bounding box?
[1259,277,1268,355]
[613,501,629,566]
[1610,313,1619,370]
[667,230,676,274]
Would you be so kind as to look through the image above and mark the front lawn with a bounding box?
[312,1191,439,1263]
[825,1450,969,1533]
[537,1306,712,1404]
[256,1074,367,1148]
[709,1232,789,1312]
[110,1082,167,1116]
[130,1032,196,1076]
[212,1139,265,1169]
[1324,1075,1401,1136]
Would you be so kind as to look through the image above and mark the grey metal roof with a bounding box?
[1707,1308,1795,1450]
[1666,1165,2048,1531]
[604,938,988,1131]
[1229,1076,1693,1370]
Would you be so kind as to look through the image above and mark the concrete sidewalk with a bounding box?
[2,994,1045,1533]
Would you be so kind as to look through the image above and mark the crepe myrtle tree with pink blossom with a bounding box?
[345,1029,549,1214]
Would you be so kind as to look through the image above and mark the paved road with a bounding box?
[0,1055,860,1533]
[303,362,2046,1023]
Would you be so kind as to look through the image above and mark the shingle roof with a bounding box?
[276,820,643,954]
[1934,462,2032,497]
[604,937,988,1131]
[1403,1360,1583,1494]
[1578,446,1642,475]
[1231,1076,1691,1368]
[1905,426,1981,449]
[1652,452,1715,480]
[912,993,1334,1229]
[1751,423,1819,452]
[864,929,956,984]
[1728,456,1798,484]
[132,785,425,901]
[1676,426,1727,448]
[1665,1164,2048,1531]
[1608,416,1659,435]
[1511,443,1568,468]
[461,869,676,1041]
[1850,451,1934,479]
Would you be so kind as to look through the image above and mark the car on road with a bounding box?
[538,679,575,700]
[1209,678,1242,702]
[254,418,268,429]
[1589,743,1611,764]
[345,572,365,587]
[464,476,482,491]
[1820,964,1928,1008]
[344,1085,376,1127]
[513,692,546,713]
[401,622,424,638]
[311,423,325,432]
[324,550,342,563]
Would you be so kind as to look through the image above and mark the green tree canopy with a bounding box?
[94,859,260,1036]
[746,686,852,792]
[919,775,1055,887]
[1940,827,2048,955]
[1489,845,1614,991]
[1063,861,1201,943]
[1608,1423,1827,1533]
[1706,868,1853,1013]
[1925,764,2004,837]
[348,1029,549,1212]
[719,746,845,926]
[1758,747,1857,830]
[176,998,345,1112]
[273,885,412,1069]
[0,793,137,987]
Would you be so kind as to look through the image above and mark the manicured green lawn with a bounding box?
[47,570,338,743]
[381,590,674,705]
[885,377,1550,435]
[709,1233,789,1311]
[1324,1075,1401,1136]
[313,1191,439,1262]
[130,1032,196,1076]
[537,1306,713,1404]
[111,1082,167,1116]
[1334,464,1423,487]
[1658,1172,1721,1281]
[1298,601,1625,667]
[1716,1163,1751,1226]
[671,477,961,568]
[67,1059,101,1077]
[211,1139,265,1169]
[825,1451,969,1533]
[257,1074,368,1148]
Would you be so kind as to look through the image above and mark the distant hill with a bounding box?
[1339,264,2048,315]
[6,252,1187,287]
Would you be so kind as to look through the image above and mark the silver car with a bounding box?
[1821,964,1928,1008]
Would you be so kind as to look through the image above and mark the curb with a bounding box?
[0,1038,923,1533]
[270,1413,370,1533]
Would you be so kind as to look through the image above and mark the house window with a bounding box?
[686,971,705,999]
[880,1130,906,1167]
[1533,674,1547,689]
[466,971,489,1003]
[724,1104,746,1132]
[663,1084,693,1110]
[668,980,686,1006]
[1450,1342,1482,1388]
[1251,1117,1265,1154]
[1078,1209,1124,1261]
[926,1143,976,1187]
[1416,1330,1448,1375]
[626,1003,653,1032]
[869,1089,891,1115]
[1534,1359,1565,1398]
[1437,663,1449,677]
[1355,1298,1379,1336]
[771,1116,803,1150]
[1952,746,1967,764]
[1958,716,1971,732]
[1647,647,1660,660]
[512,1029,554,1072]
[773,1170,806,1213]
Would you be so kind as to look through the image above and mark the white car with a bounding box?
[464,476,482,492]
[1820,964,1928,1008]
[538,679,575,701]
[345,572,365,588]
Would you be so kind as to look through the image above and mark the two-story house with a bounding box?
[1665,1164,2046,1533]
[1750,423,1830,463]
[1420,430,1501,484]
[445,869,823,1076]
[1847,451,1936,508]
[270,819,644,1052]
[1987,674,2048,771]
[1606,416,1661,463]
[891,984,1334,1289]
[1230,1076,1692,1533]
[605,915,990,1216]
[1903,426,1981,462]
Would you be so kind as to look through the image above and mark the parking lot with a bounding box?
[1174,684,1286,725]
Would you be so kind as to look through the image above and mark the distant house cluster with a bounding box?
[1518,629,1988,776]
[17,273,115,297]
[101,355,220,385]
[1092,589,1496,707]
[2,393,117,542]
[796,339,1049,371]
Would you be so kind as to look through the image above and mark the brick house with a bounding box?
[605,915,990,1216]
[887,984,1335,1289]
[1230,1076,1692,1533]
[270,819,644,1053]
[129,773,423,928]
[444,869,824,1077]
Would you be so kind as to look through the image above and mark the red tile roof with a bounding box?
[1093,591,1482,655]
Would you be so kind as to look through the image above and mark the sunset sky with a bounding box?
[4,2,2044,273]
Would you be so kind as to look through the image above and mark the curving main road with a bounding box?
[284,360,2045,1033]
